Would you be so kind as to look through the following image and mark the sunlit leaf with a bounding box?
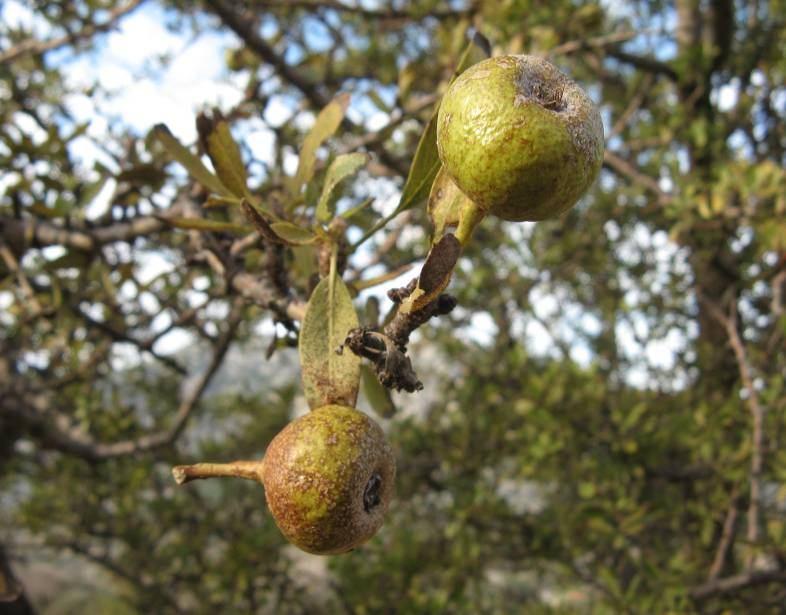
[316,152,368,222]
[340,197,375,221]
[299,273,361,409]
[288,93,351,197]
[394,107,440,215]
[269,222,318,245]
[165,217,251,235]
[390,33,490,219]
[204,195,242,209]
[196,111,249,199]
[151,124,230,196]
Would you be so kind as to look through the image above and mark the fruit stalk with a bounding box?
[172,460,262,485]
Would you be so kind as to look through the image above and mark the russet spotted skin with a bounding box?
[261,405,395,555]
[437,55,604,222]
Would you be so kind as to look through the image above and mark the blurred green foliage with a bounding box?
[1,0,785,613]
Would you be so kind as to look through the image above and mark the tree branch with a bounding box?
[605,48,679,81]
[205,0,409,176]
[699,294,767,558]
[2,301,242,460]
[707,487,743,581]
[242,0,472,21]
[690,570,786,601]
[0,212,175,252]
[603,149,672,205]
[549,31,639,56]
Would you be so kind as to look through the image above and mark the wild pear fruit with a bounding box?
[172,405,395,555]
[437,54,604,221]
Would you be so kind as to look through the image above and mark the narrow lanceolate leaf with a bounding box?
[316,152,368,222]
[454,30,492,78]
[152,124,230,196]
[269,222,318,245]
[361,364,396,418]
[390,32,491,218]
[240,199,283,244]
[165,217,251,235]
[394,106,440,215]
[340,196,374,221]
[196,111,249,199]
[288,93,351,197]
[204,195,242,209]
[299,274,361,409]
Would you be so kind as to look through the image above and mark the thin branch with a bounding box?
[207,0,327,107]
[230,271,306,322]
[707,487,743,581]
[1,212,175,252]
[0,243,43,316]
[549,31,640,56]
[690,570,786,601]
[244,0,471,20]
[608,73,655,139]
[0,0,146,65]
[205,0,409,176]
[73,304,188,375]
[2,302,243,460]
[699,294,767,558]
[349,210,413,277]
[605,48,679,81]
[603,149,672,205]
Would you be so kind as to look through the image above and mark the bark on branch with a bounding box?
[699,293,767,560]
[1,302,242,460]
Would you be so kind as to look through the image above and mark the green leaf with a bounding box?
[367,89,392,113]
[77,175,109,209]
[299,273,361,409]
[204,195,242,209]
[43,250,92,272]
[269,222,318,245]
[196,112,249,199]
[316,152,368,222]
[394,107,441,215]
[361,364,396,418]
[389,33,490,219]
[28,202,71,219]
[116,163,167,186]
[165,217,251,235]
[291,244,317,281]
[151,124,230,196]
[397,62,417,103]
[240,199,284,244]
[454,30,491,77]
[340,197,375,221]
[288,93,350,197]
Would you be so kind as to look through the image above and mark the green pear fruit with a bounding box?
[261,404,395,555]
[436,54,604,221]
[172,404,395,555]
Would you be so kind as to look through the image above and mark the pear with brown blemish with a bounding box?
[173,405,395,555]
[437,55,604,222]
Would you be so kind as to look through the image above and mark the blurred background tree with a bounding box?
[1,0,785,612]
